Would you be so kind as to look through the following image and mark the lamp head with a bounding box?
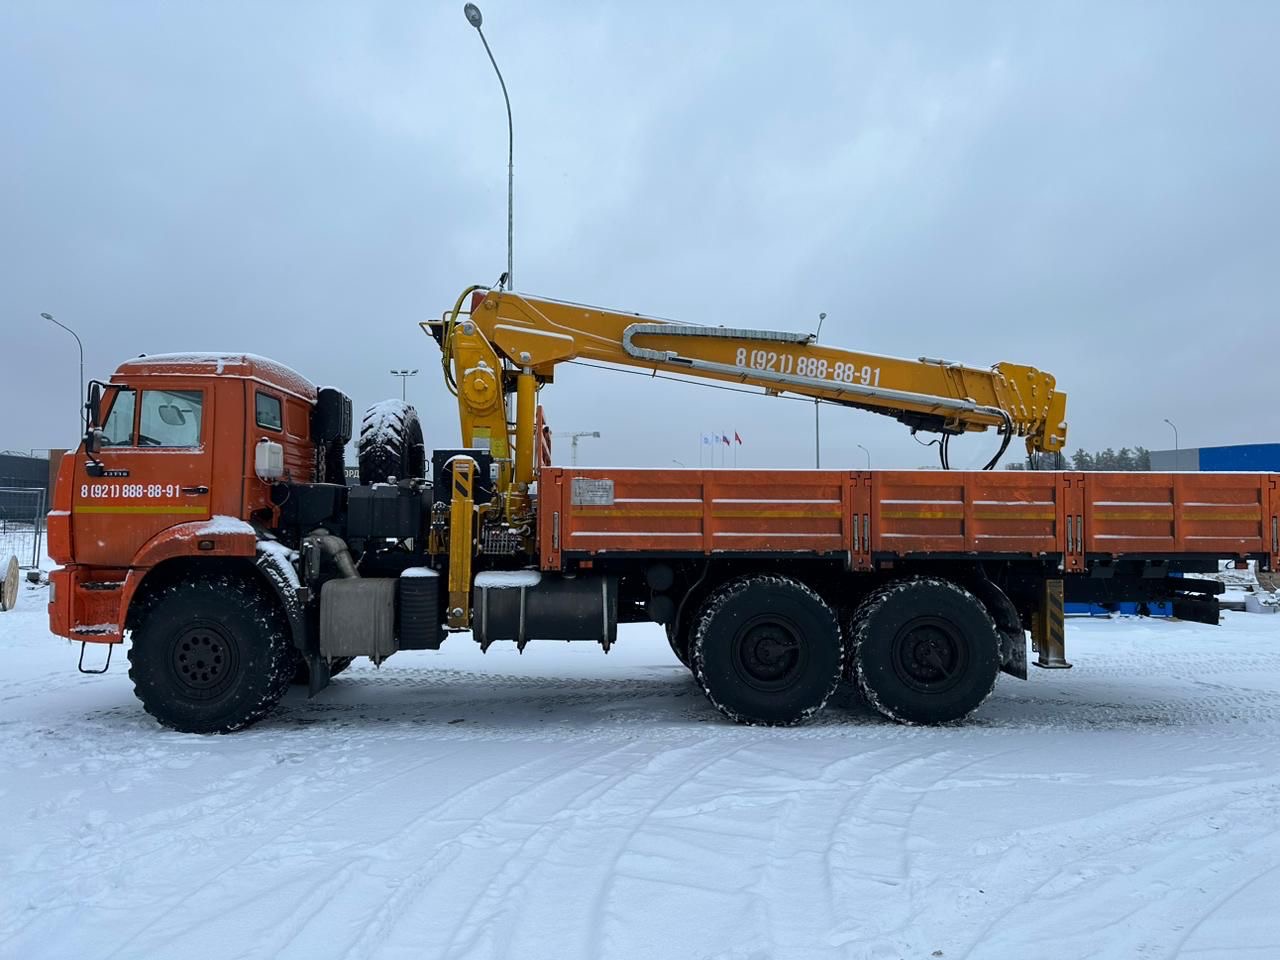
[464,3,483,28]
[41,312,53,320]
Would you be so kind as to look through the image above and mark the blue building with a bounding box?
[1149,443,1280,472]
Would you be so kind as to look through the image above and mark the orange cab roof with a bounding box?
[113,352,317,401]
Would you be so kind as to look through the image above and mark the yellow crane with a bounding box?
[424,285,1067,506]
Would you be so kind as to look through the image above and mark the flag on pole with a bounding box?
[734,431,743,445]
[721,434,731,446]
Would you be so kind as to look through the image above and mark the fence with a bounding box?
[0,487,47,569]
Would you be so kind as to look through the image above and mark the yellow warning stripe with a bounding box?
[883,509,1056,521]
[713,508,843,519]
[571,507,703,518]
[75,505,207,516]
[1179,510,1260,521]
[973,510,1056,521]
[1092,510,1172,521]
[573,507,844,520]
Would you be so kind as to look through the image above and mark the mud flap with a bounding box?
[1001,630,1028,680]
[254,544,327,695]
[306,652,331,697]
[968,578,1028,680]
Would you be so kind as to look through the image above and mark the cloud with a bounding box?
[2,1,1275,467]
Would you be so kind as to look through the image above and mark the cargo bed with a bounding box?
[537,469,1279,572]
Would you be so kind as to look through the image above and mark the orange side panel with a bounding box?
[545,469,850,559]
[868,471,1064,555]
[1083,472,1267,556]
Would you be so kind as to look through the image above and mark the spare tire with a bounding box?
[1,555,18,612]
[358,400,426,484]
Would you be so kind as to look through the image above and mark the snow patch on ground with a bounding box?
[2,578,1280,959]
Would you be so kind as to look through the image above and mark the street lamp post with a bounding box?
[42,312,84,428]
[856,443,871,470]
[464,3,514,290]
[1163,418,1179,467]
[814,312,826,468]
[391,369,418,402]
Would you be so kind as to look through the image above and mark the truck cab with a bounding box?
[47,354,332,647]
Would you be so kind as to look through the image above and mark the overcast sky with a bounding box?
[3,2,1277,469]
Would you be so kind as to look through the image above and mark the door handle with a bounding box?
[181,485,209,496]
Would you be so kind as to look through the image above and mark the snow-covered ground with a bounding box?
[3,575,1280,960]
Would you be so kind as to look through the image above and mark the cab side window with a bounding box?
[100,389,137,447]
[138,390,203,448]
[255,392,283,432]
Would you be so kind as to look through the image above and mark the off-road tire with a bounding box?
[358,400,426,484]
[127,575,294,733]
[290,653,354,685]
[851,577,1001,725]
[691,574,843,725]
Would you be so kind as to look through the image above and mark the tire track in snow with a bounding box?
[91,738,529,960]
[341,738,647,960]
[419,740,759,960]
[956,772,1280,959]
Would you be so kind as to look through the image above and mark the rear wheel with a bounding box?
[691,574,843,725]
[127,575,294,733]
[358,400,426,483]
[851,577,1001,725]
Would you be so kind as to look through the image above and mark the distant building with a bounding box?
[1149,443,1280,472]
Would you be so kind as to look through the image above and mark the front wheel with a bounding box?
[127,575,295,733]
[851,577,1001,725]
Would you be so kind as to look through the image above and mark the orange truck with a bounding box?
[46,290,1279,733]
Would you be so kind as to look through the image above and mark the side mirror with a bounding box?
[85,427,102,456]
[86,383,102,429]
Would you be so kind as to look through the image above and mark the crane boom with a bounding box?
[425,287,1067,497]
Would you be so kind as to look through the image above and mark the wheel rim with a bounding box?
[169,620,239,700]
[730,615,808,692]
[889,615,968,694]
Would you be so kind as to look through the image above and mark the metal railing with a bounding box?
[0,487,47,569]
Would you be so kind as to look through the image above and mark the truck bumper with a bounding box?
[48,565,124,644]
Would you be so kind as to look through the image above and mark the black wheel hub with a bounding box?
[170,622,238,699]
[891,616,967,694]
[732,617,806,692]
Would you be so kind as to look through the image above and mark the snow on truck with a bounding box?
[46,287,1279,732]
